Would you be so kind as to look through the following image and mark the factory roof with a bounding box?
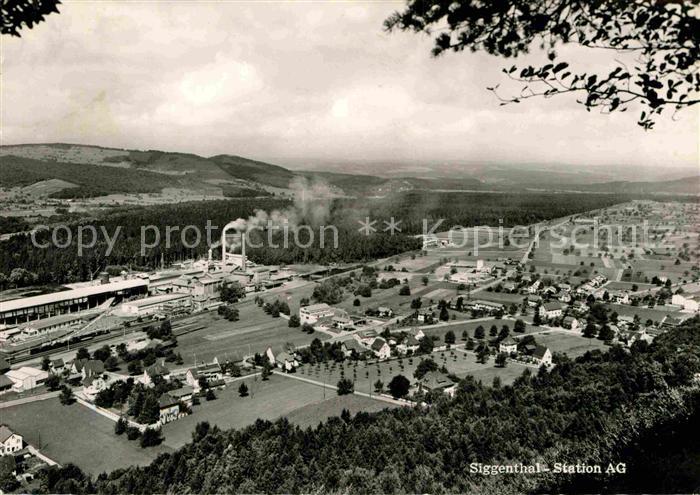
[122,293,190,308]
[1,279,148,314]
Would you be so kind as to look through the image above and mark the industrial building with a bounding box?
[299,303,335,325]
[0,279,148,325]
[120,293,192,316]
[5,366,48,392]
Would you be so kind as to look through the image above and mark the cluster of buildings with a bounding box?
[498,338,553,367]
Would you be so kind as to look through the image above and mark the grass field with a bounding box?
[605,303,681,324]
[173,301,330,365]
[1,398,171,475]
[161,374,332,449]
[283,394,398,429]
[533,331,607,358]
[296,347,530,394]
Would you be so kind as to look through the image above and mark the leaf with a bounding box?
[553,62,569,73]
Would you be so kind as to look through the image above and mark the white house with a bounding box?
[671,294,700,313]
[370,337,391,360]
[186,362,224,391]
[0,426,23,456]
[299,303,335,325]
[532,345,553,366]
[499,337,518,354]
[83,374,107,397]
[539,302,565,320]
[158,393,181,424]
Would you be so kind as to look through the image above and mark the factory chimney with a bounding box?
[241,233,247,271]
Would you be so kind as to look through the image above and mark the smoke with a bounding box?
[224,176,334,245]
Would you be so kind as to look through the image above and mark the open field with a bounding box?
[605,303,681,324]
[1,398,171,475]
[283,394,398,428]
[296,347,531,394]
[162,374,334,449]
[174,306,330,365]
[533,331,608,358]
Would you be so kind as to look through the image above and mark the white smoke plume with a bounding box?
[230,176,334,233]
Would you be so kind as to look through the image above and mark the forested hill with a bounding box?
[40,318,700,494]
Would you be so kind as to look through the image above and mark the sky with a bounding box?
[1,0,698,175]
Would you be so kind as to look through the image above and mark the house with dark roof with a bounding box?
[141,359,171,387]
[158,393,181,424]
[371,337,391,360]
[50,358,65,375]
[0,425,23,455]
[0,375,14,395]
[169,386,194,406]
[340,338,367,358]
[419,371,457,396]
[83,374,107,397]
[185,362,223,391]
[0,358,10,375]
[532,345,553,366]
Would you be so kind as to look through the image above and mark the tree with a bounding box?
[598,324,615,342]
[337,378,354,395]
[489,325,498,337]
[45,374,61,391]
[205,388,217,401]
[76,348,90,360]
[238,382,249,397]
[114,417,128,435]
[388,374,411,399]
[374,380,384,393]
[474,325,485,339]
[288,314,300,327]
[41,355,51,371]
[105,356,119,371]
[495,352,508,368]
[139,395,161,425]
[477,345,490,364]
[399,285,411,296]
[261,363,272,381]
[353,298,361,307]
[385,0,700,129]
[421,275,429,286]
[583,321,598,338]
[439,305,449,321]
[414,358,438,380]
[3,0,61,37]
[59,385,74,405]
[220,280,246,303]
[514,319,527,333]
[444,330,456,345]
[140,428,163,448]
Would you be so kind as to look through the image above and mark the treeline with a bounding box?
[0,155,182,198]
[0,198,421,288]
[32,318,700,494]
[338,191,629,234]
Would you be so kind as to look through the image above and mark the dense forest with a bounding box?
[0,191,633,288]
[0,197,422,287]
[29,317,700,494]
[0,155,184,198]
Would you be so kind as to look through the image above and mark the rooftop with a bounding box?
[1,279,148,314]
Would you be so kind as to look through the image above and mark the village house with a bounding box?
[419,371,457,397]
[0,426,23,456]
[83,374,107,397]
[186,362,224,391]
[532,345,553,367]
[397,334,421,355]
[539,302,565,320]
[357,329,378,344]
[340,338,367,358]
[169,386,195,407]
[0,375,14,395]
[671,294,700,313]
[499,337,518,355]
[141,359,171,387]
[377,306,394,318]
[528,280,542,294]
[371,337,391,360]
[49,358,65,375]
[158,393,181,424]
[562,316,580,330]
[465,300,505,315]
[527,295,543,307]
[299,303,335,325]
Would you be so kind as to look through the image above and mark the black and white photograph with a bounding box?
[0,0,699,493]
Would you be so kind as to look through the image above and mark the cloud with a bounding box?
[1,1,697,173]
